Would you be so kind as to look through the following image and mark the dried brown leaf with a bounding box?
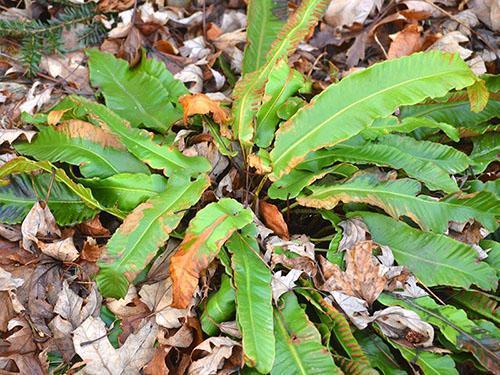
[179,93,229,125]
[387,24,423,59]
[320,241,386,305]
[21,201,61,252]
[38,237,79,262]
[259,201,289,240]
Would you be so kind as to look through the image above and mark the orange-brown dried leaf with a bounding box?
[57,119,125,149]
[179,93,229,125]
[259,201,289,240]
[47,109,69,125]
[387,24,423,59]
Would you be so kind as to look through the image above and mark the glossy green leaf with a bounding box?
[272,292,340,374]
[170,198,253,308]
[469,133,499,173]
[268,163,358,200]
[389,341,458,375]
[87,49,187,131]
[80,173,168,212]
[351,211,497,291]
[400,90,500,130]
[227,225,274,373]
[0,174,96,225]
[242,0,287,74]
[67,96,211,177]
[270,52,478,179]
[14,124,149,178]
[0,156,123,219]
[377,134,470,174]
[200,274,236,336]
[299,173,499,232]
[97,174,210,298]
[379,294,500,374]
[293,141,460,193]
[255,59,305,147]
[233,0,329,147]
[354,331,406,375]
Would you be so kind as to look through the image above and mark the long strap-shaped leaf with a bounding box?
[298,174,499,232]
[351,211,497,291]
[227,226,274,374]
[97,174,210,298]
[298,288,370,365]
[80,173,168,212]
[0,174,96,226]
[379,294,500,374]
[0,157,123,218]
[242,0,287,74]
[15,122,149,178]
[232,0,330,148]
[170,198,253,308]
[272,292,340,374]
[270,52,478,180]
[68,96,211,177]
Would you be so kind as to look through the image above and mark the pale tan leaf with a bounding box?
[21,201,61,252]
[38,237,79,262]
[0,129,36,145]
[188,337,242,375]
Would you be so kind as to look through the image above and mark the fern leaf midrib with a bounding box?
[272,69,471,172]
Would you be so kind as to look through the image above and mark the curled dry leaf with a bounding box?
[325,0,382,29]
[320,241,386,305]
[259,201,289,240]
[0,129,36,145]
[38,237,79,262]
[0,267,24,291]
[387,24,423,59]
[81,237,102,263]
[179,93,229,125]
[271,269,302,303]
[338,218,368,251]
[188,336,242,375]
[21,201,61,252]
[372,306,434,347]
[47,109,69,125]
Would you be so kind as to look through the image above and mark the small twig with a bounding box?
[373,32,388,59]
[44,168,56,204]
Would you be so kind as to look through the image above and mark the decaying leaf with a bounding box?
[188,336,242,375]
[320,241,387,305]
[387,24,422,59]
[139,278,190,329]
[271,269,302,302]
[0,129,36,145]
[179,93,229,125]
[38,237,79,262]
[73,316,158,375]
[21,201,61,252]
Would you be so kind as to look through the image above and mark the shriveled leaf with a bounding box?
[380,294,500,373]
[0,173,97,225]
[68,96,211,177]
[15,121,149,178]
[270,52,478,179]
[273,292,340,374]
[232,0,330,147]
[179,93,229,125]
[352,211,497,290]
[80,173,168,212]
[299,173,499,233]
[87,49,187,131]
[170,198,253,308]
[97,175,209,298]
[188,337,242,375]
[319,241,386,305]
[242,0,287,74]
[227,226,274,373]
[38,237,79,262]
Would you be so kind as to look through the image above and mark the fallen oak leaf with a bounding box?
[179,93,230,125]
[387,24,423,59]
